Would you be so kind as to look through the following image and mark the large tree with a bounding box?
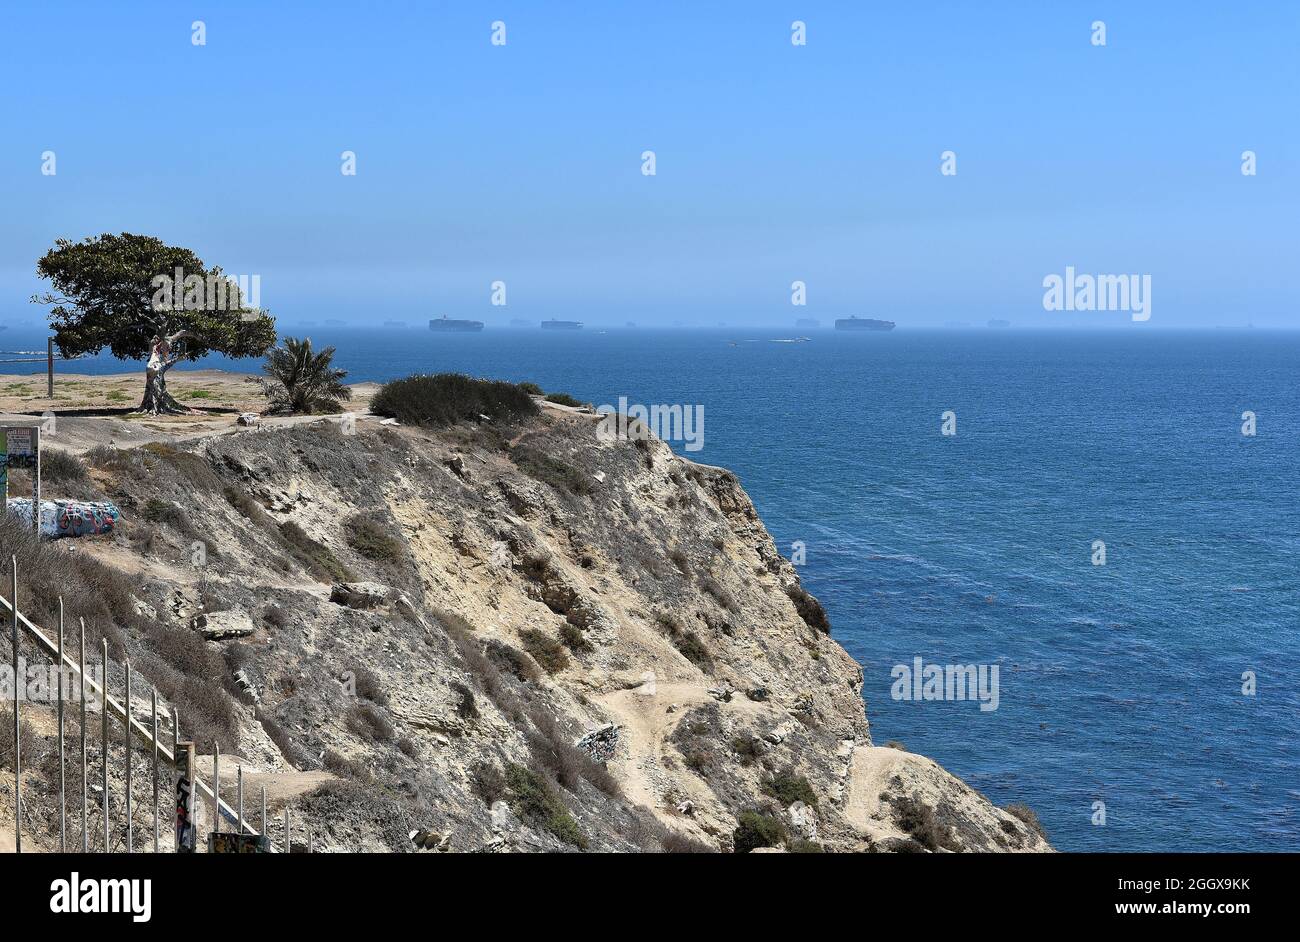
[33,233,276,414]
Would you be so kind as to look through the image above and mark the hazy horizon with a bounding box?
[1,1,1296,331]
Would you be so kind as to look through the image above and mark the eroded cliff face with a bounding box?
[5,402,1049,852]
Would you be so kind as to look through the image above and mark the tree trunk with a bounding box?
[136,332,196,415]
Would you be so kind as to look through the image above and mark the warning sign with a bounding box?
[1,425,41,528]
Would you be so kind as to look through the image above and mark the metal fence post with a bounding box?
[124,659,132,853]
[284,805,289,854]
[152,691,159,852]
[212,742,220,838]
[236,765,243,835]
[11,555,19,854]
[79,619,87,852]
[101,637,108,852]
[261,785,267,838]
[57,597,65,851]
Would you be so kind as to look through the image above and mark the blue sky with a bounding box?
[1,1,1295,328]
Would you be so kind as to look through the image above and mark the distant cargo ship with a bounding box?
[834,316,895,331]
[987,319,1011,328]
[796,318,820,329]
[430,315,485,332]
[540,319,583,330]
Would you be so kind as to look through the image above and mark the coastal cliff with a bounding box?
[2,392,1049,852]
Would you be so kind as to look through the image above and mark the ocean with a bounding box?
[5,326,1298,851]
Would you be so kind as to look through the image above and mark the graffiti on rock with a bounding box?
[5,498,121,538]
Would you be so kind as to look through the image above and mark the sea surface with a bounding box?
[5,326,1298,852]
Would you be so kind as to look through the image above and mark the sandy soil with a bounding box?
[0,369,381,454]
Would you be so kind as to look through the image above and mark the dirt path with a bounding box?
[842,745,910,842]
[595,679,768,833]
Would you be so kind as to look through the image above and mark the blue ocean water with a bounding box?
[6,326,1298,851]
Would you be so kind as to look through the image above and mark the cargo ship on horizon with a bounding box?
[834,316,895,331]
[540,319,583,330]
[429,315,485,332]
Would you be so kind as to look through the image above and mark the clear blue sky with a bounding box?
[1,1,1295,328]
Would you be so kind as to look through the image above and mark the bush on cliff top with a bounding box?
[370,373,539,428]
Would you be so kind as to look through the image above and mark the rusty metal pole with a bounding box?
[124,659,132,853]
[57,597,65,851]
[212,741,220,839]
[101,637,108,852]
[11,556,20,854]
[152,691,159,852]
[79,619,87,852]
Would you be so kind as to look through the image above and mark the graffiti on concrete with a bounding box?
[5,498,120,538]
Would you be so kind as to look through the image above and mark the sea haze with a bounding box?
[5,326,1298,851]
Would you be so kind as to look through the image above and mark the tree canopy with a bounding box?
[34,232,276,363]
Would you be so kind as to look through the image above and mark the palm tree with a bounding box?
[258,336,352,415]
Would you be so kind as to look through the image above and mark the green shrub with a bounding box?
[731,735,762,765]
[470,761,506,805]
[345,702,394,742]
[762,769,818,808]
[700,574,736,611]
[509,445,594,496]
[343,513,404,562]
[787,584,831,634]
[733,810,786,853]
[517,382,543,395]
[671,629,712,670]
[789,839,825,853]
[452,682,478,719]
[505,763,587,849]
[1003,802,1048,841]
[486,640,541,683]
[40,448,88,485]
[370,373,539,428]
[223,486,275,527]
[520,629,569,673]
[654,610,713,670]
[891,795,953,851]
[543,392,585,408]
[279,521,353,583]
[350,666,388,705]
[559,623,592,653]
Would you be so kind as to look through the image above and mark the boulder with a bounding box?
[787,801,819,841]
[330,582,389,609]
[192,610,255,641]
